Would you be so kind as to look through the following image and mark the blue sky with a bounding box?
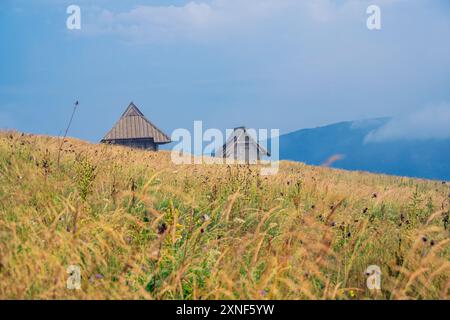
[1,0,450,142]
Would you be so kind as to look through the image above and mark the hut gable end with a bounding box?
[101,102,171,150]
[216,126,269,163]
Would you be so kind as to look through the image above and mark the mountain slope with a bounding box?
[278,118,450,181]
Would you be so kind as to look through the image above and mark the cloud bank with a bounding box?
[83,0,397,43]
[365,104,450,143]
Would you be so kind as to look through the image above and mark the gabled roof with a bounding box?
[216,126,270,157]
[101,102,171,144]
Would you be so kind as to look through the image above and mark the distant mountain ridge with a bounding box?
[277,118,450,181]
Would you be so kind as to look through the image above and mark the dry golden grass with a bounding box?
[0,130,448,300]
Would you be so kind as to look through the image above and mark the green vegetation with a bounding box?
[0,131,448,299]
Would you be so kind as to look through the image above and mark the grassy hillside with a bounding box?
[0,131,448,299]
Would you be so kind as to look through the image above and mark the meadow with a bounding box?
[0,131,448,299]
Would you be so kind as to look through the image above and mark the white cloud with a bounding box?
[365,104,450,143]
[82,0,384,43]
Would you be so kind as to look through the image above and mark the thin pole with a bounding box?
[57,101,79,168]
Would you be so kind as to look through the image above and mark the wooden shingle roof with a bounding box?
[101,102,171,144]
[216,127,270,157]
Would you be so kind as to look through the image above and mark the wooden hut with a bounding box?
[101,102,171,151]
[215,126,269,163]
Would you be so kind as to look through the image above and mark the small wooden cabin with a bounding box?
[215,126,270,163]
[101,102,171,151]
